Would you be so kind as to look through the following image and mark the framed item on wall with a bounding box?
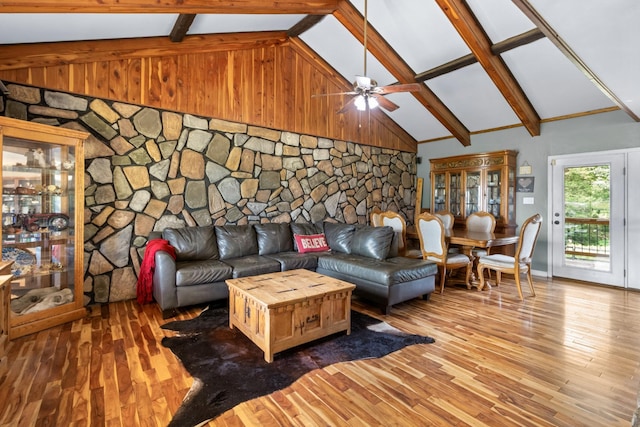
[516,176,535,193]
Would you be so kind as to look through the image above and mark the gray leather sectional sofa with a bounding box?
[148,221,437,317]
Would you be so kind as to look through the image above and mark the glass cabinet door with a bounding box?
[465,171,481,216]
[486,168,502,220]
[507,167,515,224]
[0,116,87,339]
[448,172,462,217]
[433,173,446,213]
[2,141,76,314]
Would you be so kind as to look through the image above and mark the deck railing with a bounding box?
[564,217,610,258]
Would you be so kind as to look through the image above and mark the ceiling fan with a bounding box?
[314,0,421,114]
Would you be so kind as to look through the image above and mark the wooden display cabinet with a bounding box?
[430,150,517,233]
[0,117,87,339]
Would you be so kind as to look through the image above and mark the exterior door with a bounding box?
[550,152,625,286]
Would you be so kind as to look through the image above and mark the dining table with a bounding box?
[406,226,519,290]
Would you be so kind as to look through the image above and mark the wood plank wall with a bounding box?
[0,37,417,153]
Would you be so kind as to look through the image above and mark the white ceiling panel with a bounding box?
[502,39,614,119]
[384,92,451,141]
[526,0,640,118]
[0,14,178,44]
[467,0,536,43]
[429,63,520,132]
[300,15,395,87]
[358,0,472,72]
[188,14,306,35]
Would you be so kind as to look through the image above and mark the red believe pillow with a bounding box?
[294,233,330,253]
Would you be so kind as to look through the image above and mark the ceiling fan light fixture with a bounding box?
[355,95,380,112]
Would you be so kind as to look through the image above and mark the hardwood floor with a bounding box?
[1,276,640,426]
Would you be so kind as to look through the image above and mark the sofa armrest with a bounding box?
[152,250,178,310]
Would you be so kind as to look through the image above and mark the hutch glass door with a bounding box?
[486,168,502,220]
[465,171,481,216]
[448,172,462,217]
[432,173,446,213]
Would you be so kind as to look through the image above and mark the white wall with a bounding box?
[416,110,640,273]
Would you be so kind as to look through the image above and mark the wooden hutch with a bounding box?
[430,150,517,234]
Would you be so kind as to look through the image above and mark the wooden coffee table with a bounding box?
[226,269,356,362]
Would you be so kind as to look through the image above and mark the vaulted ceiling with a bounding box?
[1,0,638,147]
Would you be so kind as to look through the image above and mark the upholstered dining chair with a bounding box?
[434,210,459,255]
[415,212,472,293]
[378,211,422,258]
[370,207,383,227]
[465,211,496,257]
[434,211,455,231]
[477,213,543,300]
[379,210,407,254]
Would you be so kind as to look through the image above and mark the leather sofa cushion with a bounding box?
[254,223,293,255]
[323,222,356,254]
[163,226,219,261]
[222,255,282,278]
[264,251,327,271]
[175,259,233,287]
[350,225,394,260]
[215,224,259,259]
[290,223,323,251]
[317,254,437,286]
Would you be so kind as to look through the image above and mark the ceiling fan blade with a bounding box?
[312,91,358,98]
[375,83,422,94]
[337,96,358,114]
[374,95,400,112]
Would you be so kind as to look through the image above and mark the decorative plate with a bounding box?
[2,247,36,277]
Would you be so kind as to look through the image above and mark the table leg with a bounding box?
[461,245,490,290]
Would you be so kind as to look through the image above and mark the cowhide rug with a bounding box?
[161,305,435,427]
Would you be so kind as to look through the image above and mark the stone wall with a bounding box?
[0,83,418,305]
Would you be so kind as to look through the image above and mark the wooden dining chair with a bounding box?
[379,210,407,255]
[370,207,383,227]
[466,211,496,258]
[379,211,422,258]
[477,213,543,300]
[434,210,460,255]
[434,211,454,231]
[415,212,472,293]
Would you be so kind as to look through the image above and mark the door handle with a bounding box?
[554,220,560,225]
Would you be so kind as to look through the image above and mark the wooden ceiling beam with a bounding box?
[170,14,197,43]
[0,0,339,14]
[416,54,476,82]
[416,28,544,82]
[333,0,470,146]
[287,15,326,37]
[491,28,545,55]
[435,0,541,137]
[512,0,639,122]
[0,32,289,71]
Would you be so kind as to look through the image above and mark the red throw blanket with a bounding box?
[137,239,176,304]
